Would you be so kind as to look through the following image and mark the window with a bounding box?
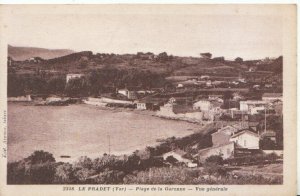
[227,148,231,155]
[244,140,247,147]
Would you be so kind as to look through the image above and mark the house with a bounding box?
[229,130,260,149]
[156,101,203,122]
[212,123,250,146]
[200,53,212,59]
[240,100,267,113]
[262,93,283,103]
[117,88,138,100]
[198,127,260,162]
[27,56,44,63]
[193,100,212,111]
[136,101,154,110]
[66,73,84,83]
[198,142,235,163]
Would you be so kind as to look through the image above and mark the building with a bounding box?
[27,57,44,63]
[229,130,260,149]
[262,93,283,103]
[200,53,212,59]
[198,142,235,163]
[240,100,267,113]
[117,88,138,100]
[193,100,212,111]
[136,101,154,110]
[198,126,260,162]
[156,101,203,122]
[66,73,84,83]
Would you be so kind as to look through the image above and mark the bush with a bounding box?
[205,155,223,165]
[54,163,75,184]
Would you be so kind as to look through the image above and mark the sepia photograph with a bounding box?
[0,4,297,194]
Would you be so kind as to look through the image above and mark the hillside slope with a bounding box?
[8,45,75,61]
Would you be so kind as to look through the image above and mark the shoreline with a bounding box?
[8,102,204,164]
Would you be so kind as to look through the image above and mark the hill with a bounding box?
[8,49,282,78]
[8,45,75,61]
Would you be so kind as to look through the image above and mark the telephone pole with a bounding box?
[264,106,267,134]
[108,133,111,155]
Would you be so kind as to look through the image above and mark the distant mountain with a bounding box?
[8,45,75,61]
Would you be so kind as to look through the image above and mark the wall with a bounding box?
[230,133,259,149]
[156,104,203,122]
[212,132,232,146]
[198,142,235,162]
[193,101,212,111]
[101,97,133,104]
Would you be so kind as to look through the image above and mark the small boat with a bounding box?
[60,155,71,158]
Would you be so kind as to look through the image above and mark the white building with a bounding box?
[193,100,212,111]
[117,88,137,99]
[66,73,84,83]
[240,100,267,113]
[229,130,260,149]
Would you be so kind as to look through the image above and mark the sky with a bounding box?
[4,5,284,60]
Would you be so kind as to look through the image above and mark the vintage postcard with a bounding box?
[0,4,297,196]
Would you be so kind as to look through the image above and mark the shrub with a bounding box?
[54,163,75,184]
[205,155,223,165]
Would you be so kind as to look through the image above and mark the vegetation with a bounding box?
[8,151,282,185]
[7,68,169,97]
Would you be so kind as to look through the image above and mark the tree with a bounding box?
[25,150,56,164]
[74,156,93,170]
[157,52,169,62]
[205,155,223,165]
[65,77,88,97]
[7,151,56,184]
[235,57,243,63]
[203,155,227,177]
[47,76,66,94]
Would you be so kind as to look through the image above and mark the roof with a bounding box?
[262,93,282,98]
[213,125,237,135]
[198,142,235,154]
[231,123,249,131]
[261,131,276,137]
[231,130,259,139]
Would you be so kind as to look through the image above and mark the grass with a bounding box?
[123,165,283,185]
